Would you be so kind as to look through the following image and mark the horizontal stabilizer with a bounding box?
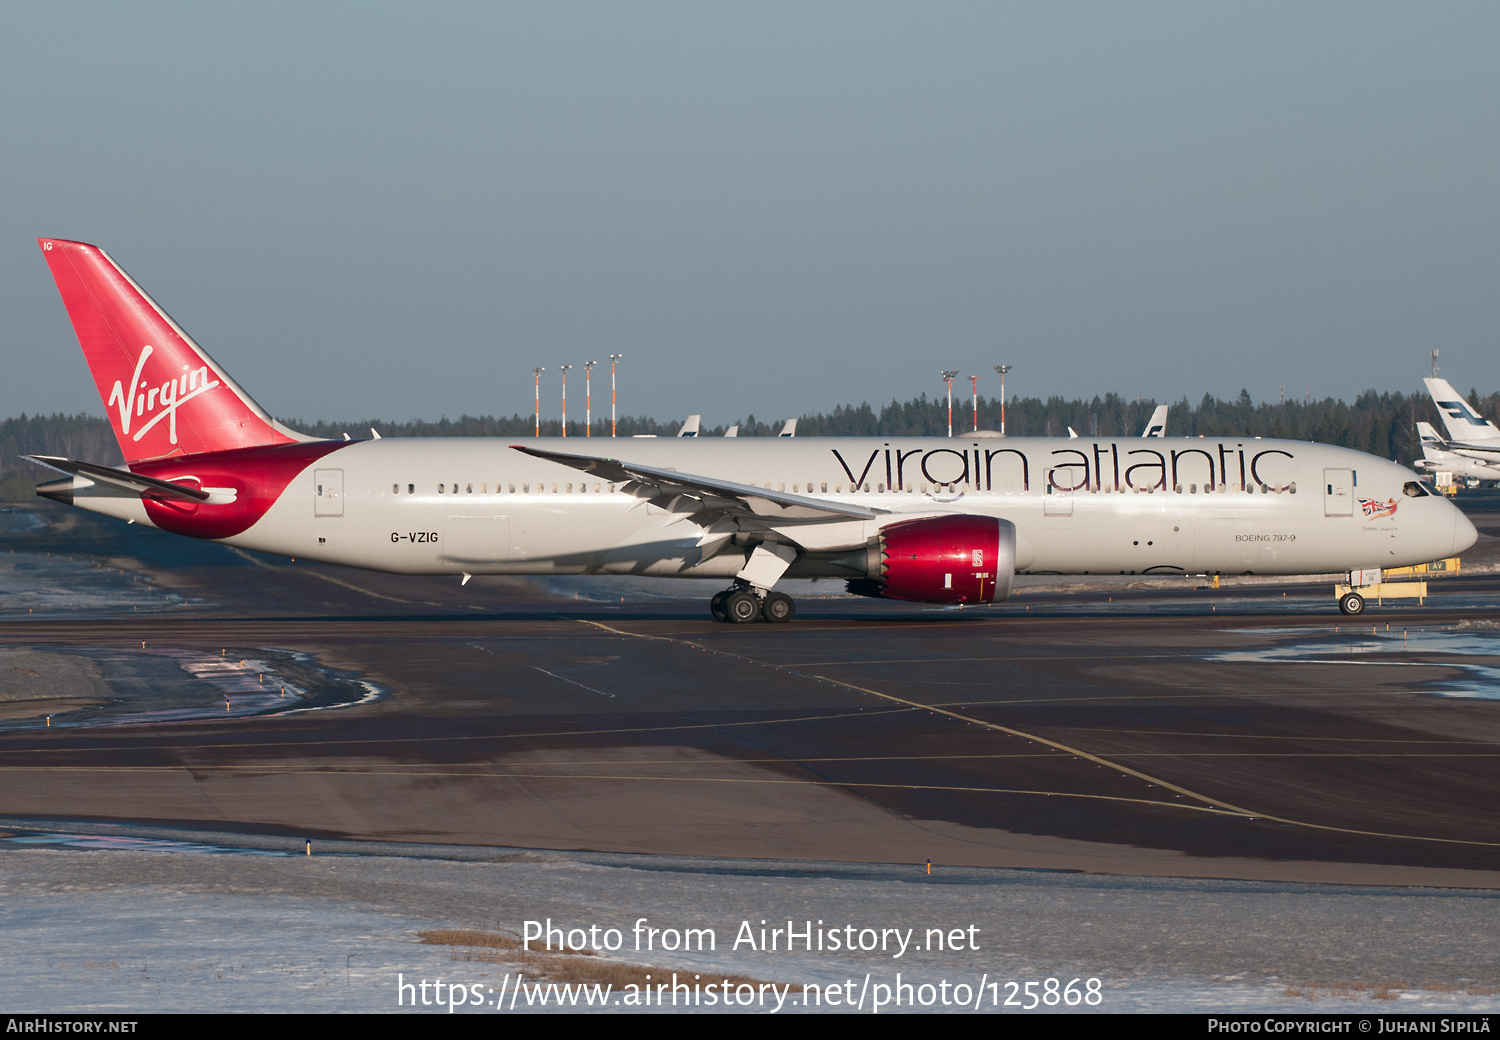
[24,455,209,501]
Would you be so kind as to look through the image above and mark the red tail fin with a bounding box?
[37,239,310,463]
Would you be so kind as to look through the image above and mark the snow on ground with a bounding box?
[1,827,1498,1014]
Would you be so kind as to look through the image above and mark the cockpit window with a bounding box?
[1402,481,1431,498]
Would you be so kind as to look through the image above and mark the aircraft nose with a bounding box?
[1451,503,1478,557]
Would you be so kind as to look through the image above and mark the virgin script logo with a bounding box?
[107,345,221,445]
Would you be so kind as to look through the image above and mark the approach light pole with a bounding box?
[533,367,545,437]
[993,365,1011,436]
[559,364,572,438]
[941,371,959,438]
[609,354,623,436]
[970,375,979,434]
[583,360,597,437]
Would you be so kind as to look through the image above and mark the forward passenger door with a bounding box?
[1323,469,1354,517]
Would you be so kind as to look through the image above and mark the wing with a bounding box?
[510,444,882,522]
[1445,441,1500,460]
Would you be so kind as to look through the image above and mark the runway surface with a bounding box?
[5,495,1500,887]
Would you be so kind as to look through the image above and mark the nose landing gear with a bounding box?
[709,585,796,623]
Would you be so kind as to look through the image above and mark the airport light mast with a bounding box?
[559,364,571,438]
[941,370,959,438]
[533,367,545,437]
[583,360,597,437]
[993,365,1011,436]
[970,375,979,433]
[609,354,623,437]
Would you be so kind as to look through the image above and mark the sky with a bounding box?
[4,2,1498,427]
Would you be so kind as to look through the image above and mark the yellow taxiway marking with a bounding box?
[225,546,426,604]
[0,708,913,757]
[575,618,1500,849]
[1068,727,1500,745]
[0,765,1244,818]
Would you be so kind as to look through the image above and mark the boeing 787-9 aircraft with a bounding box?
[28,239,1476,621]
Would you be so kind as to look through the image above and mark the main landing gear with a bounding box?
[710,585,796,624]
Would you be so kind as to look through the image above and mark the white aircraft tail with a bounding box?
[778,419,797,437]
[1140,405,1168,438]
[1425,378,1500,443]
[1416,421,1444,445]
[676,414,701,437]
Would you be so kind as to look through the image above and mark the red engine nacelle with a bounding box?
[853,515,1017,605]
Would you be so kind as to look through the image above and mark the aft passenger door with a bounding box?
[314,468,344,516]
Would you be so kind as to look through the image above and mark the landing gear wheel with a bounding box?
[762,591,796,623]
[710,590,731,622]
[1338,592,1366,616]
[725,589,763,624]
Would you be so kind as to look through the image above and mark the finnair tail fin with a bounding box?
[1140,405,1168,438]
[778,419,797,438]
[1416,421,1444,445]
[37,239,313,464]
[676,414,701,437]
[1424,377,1500,444]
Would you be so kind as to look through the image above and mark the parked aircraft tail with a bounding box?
[1424,377,1500,445]
[37,238,312,464]
[1141,405,1168,438]
[1416,421,1444,445]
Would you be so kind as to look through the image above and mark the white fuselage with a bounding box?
[68,435,1476,583]
[1415,444,1500,482]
